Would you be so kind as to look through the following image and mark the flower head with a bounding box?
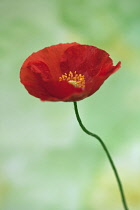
[20,43,121,102]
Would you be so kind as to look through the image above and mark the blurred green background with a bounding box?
[0,0,140,209]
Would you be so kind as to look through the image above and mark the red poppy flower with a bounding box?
[20,43,121,102]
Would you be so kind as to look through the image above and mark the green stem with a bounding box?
[73,101,129,210]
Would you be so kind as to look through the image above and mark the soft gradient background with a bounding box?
[0,0,140,209]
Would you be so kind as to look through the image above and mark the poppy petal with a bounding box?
[60,45,111,78]
[20,66,58,101]
[45,81,84,101]
[20,61,84,101]
[29,43,79,79]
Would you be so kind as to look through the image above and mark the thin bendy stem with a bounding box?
[73,101,129,210]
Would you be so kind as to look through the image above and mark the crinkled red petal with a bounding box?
[22,42,79,80]
[85,62,121,97]
[60,45,111,79]
[20,66,58,101]
[45,81,83,101]
[20,61,84,101]
[59,44,121,99]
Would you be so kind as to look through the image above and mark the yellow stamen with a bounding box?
[59,71,85,88]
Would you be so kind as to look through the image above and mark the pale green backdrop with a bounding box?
[0,0,140,209]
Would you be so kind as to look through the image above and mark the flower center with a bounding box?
[59,71,85,88]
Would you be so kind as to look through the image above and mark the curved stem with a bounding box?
[73,101,129,210]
